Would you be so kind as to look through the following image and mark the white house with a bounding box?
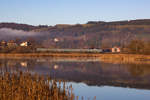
[112,47,121,53]
[20,42,29,47]
[54,38,59,42]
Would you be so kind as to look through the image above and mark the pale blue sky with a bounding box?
[0,0,150,25]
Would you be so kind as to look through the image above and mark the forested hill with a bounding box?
[87,19,150,25]
[0,19,150,48]
[0,22,48,31]
[1,19,150,30]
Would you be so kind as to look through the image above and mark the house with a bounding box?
[0,41,7,47]
[54,38,59,42]
[111,47,121,53]
[20,42,30,47]
[7,40,18,47]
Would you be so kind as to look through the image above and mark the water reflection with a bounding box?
[0,57,150,90]
[20,61,28,67]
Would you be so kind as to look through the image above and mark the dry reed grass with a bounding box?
[0,71,76,100]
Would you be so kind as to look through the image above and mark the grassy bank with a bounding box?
[0,53,149,57]
[0,53,150,63]
[0,53,100,58]
[99,54,150,64]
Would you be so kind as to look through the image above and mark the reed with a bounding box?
[0,71,75,100]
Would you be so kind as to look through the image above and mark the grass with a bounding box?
[0,71,75,100]
[0,71,97,100]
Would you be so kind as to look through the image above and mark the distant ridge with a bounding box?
[1,19,150,31]
[87,19,150,25]
[0,22,48,31]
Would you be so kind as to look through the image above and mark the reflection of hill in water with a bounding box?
[0,58,150,90]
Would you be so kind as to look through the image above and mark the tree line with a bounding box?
[124,39,150,54]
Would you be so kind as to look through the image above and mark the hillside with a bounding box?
[0,22,48,31]
[0,19,150,48]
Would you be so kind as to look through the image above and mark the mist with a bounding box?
[0,28,42,40]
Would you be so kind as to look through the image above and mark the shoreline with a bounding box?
[0,53,102,57]
[0,53,150,57]
[0,53,150,64]
[0,53,150,60]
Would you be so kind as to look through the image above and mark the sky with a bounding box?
[0,0,150,26]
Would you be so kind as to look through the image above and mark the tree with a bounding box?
[127,40,145,54]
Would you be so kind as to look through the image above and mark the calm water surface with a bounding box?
[0,57,150,100]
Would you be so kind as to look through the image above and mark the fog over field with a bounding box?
[0,28,42,40]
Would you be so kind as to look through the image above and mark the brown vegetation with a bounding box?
[1,19,150,48]
[124,39,150,54]
[0,46,35,53]
[0,72,75,100]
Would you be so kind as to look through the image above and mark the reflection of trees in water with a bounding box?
[47,62,150,89]
[128,64,150,77]
[1,58,150,89]
[50,62,103,76]
[128,64,144,77]
[0,59,37,73]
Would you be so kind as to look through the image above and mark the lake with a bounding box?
[0,57,150,100]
